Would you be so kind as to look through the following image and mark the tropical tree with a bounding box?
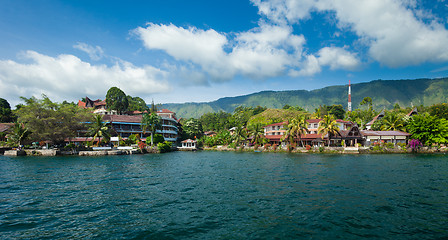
[232,125,247,147]
[106,87,129,114]
[318,115,341,147]
[378,112,406,131]
[281,115,309,147]
[407,113,448,146]
[0,98,14,122]
[141,112,162,146]
[182,118,203,139]
[7,122,30,147]
[16,95,94,144]
[88,115,110,146]
[248,123,265,145]
[360,97,373,108]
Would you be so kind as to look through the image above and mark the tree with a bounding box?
[248,123,265,145]
[183,118,203,139]
[127,95,149,112]
[380,112,406,131]
[428,103,448,119]
[360,97,373,108]
[141,112,161,146]
[232,125,247,147]
[16,95,94,144]
[106,87,129,114]
[407,113,448,146]
[314,105,345,119]
[281,115,309,147]
[0,98,14,122]
[88,115,111,146]
[318,115,341,146]
[7,122,30,147]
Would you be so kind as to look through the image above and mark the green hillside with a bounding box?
[161,78,448,118]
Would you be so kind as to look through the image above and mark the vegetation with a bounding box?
[127,95,149,112]
[317,115,341,146]
[282,115,309,147]
[406,113,448,145]
[7,122,30,147]
[141,112,162,146]
[106,87,129,114]
[162,78,448,119]
[182,118,203,139]
[0,98,15,122]
[88,115,111,146]
[15,95,94,145]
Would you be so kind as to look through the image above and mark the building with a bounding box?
[78,97,115,115]
[156,109,180,142]
[263,119,355,147]
[178,139,197,150]
[365,109,385,130]
[360,130,411,146]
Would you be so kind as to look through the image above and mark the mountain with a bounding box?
[161,78,448,118]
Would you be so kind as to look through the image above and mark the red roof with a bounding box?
[264,121,287,128]
[102,115,143,123]
[181,139,197,143]
[78,100,87,108]
[158,109,174,113]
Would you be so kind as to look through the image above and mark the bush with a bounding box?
[385,142,395,149]
[157,141,172,153]
[272,144,278,150]
[305,145,311,150]
[264,143,271,150]
[319,146,324,152]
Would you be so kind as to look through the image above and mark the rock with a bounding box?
[4,150,26,156]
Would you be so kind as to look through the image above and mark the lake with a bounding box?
[1,152,447,239]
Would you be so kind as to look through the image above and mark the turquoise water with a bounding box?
[1,152,447,239]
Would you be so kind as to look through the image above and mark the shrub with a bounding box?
[264,143,271,150]
[408,139,422,151]
[138,141,147,150]
[385,142,395,149]
[319,146,324,152]
[157,141,172,153]
[254,144,259,150]
[305,145,311,150]
[272,144,278,150]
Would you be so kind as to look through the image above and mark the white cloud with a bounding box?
[73,42,104,61]
[253,0,448,68]
[0,51,170,106]
[134,22,312,81]
[317,47,361,70]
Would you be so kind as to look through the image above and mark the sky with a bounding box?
[1,0,448,107]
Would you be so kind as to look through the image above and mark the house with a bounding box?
[204,131,217,137]
[178,139,197,150]
[156,109,180,142]
[360,130,411,146]
[78,97,114,115]
[365,109,385,130]
[263,119,355,147]
[407,107,418,117]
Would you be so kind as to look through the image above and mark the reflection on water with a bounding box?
[1,152,447,239]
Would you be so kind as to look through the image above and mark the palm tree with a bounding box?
[281,115,309,147]
[248,123,265,145]
[8,122,30,147]
[88,115,110,146]
[318,115,341,147]
[380,112,406,131]
[232,125,247,147]
[141,112,161,146]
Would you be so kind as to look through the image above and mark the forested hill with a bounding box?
[161,78,448,118]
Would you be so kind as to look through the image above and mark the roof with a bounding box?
[181,139,197,143]
[366,110,385,126]
[407,107,418,117]
[264,121,287,128]
[360,130,411,137]
[102,114,143,123]
[158,109,174,113]
[0,123,14,133]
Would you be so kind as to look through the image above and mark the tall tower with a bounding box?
[348,80,352,112]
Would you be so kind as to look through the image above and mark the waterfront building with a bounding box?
[360,130,411,146]
[178,139,197,150]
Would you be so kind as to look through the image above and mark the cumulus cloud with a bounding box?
[0,51,170,106]
[134,22,314,81]
[73,42,104,61]
[253,0,448,68]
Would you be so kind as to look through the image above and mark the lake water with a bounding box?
[1,152,447,239]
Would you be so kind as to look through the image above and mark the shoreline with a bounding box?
[3,145,447,156]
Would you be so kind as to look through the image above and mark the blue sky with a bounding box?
[1,0,448,107]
